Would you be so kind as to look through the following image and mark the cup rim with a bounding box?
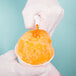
[17,54,54,67]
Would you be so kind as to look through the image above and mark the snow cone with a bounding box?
[15,24,54,66]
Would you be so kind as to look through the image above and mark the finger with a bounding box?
[34,15,40,25]
[38,13,48,32]
[48,7,64,37]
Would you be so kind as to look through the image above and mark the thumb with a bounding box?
[22,9,36,29]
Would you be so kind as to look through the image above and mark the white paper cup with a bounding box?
[15,44,54,76]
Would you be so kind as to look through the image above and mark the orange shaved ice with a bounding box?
[16,24,54,65]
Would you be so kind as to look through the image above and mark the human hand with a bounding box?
[0,50,61,76]
[22,0,64,37]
